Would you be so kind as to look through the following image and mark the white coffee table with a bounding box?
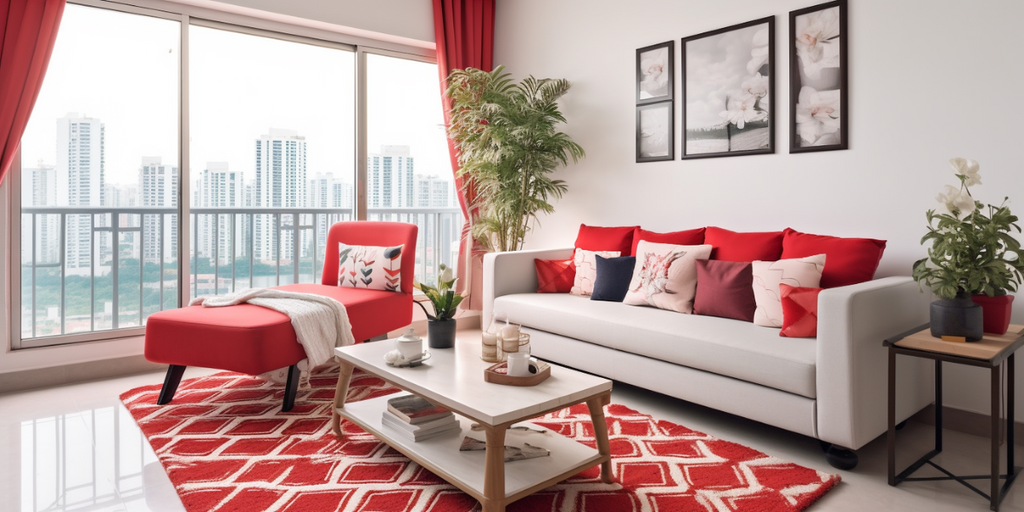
[331,338,613,512]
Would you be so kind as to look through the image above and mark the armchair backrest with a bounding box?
[321,221,419,294]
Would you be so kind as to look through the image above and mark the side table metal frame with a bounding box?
[886,324,1024,511]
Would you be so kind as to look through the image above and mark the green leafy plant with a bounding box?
[414,263,463,320]
[912,158,1024,299]
[445,65,585,252]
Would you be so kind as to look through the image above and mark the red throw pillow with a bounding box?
[693,260,755,322]
[780,228,886,288]
[534,258,575,293]
[704,227,784,262]
[780,284,823,338]
[574,224,639,255]
[630,227,706,256]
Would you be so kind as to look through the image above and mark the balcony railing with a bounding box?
[17,206,463,348]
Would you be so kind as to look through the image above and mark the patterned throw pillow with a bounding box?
[337,243,403,292]
[751,254,826,327]
[622,241,713,314]
[571,248,621,297]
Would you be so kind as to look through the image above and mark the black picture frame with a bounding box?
[681,16,775,159]
[636,101,674,162]
[789,0,848,152]
[636,41,674,104]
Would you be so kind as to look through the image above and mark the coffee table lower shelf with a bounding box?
[336,394,605,501]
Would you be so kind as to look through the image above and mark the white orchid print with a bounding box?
[746,27,770,75]
[639,47,669,99]
[795,86,840,145]
[720,94,765,130]
[741,73,769,98]
[795,6,841,80]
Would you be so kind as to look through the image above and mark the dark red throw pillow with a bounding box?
[535,258,575,293]
[693,260,756,322]
[780,228,886,288]
[779,284,823,338]
[574,224,639,256]
[630,227,706,256]
[704,227,784,262]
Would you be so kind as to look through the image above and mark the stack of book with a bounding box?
[382,394,460,442]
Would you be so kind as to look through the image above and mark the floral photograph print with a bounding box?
[636,101,674,162]
[790,0,848,152]
[636,41,673,104]
[682,16,774,159]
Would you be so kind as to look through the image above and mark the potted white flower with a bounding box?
[912,158,1024,338]
[414,263,464,349]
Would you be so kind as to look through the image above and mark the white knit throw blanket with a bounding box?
[189,289,355,368]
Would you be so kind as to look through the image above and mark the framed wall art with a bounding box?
[790,0,848,152]
[681,16,774,159]
[636,101,674,162]
[636,41,673,104]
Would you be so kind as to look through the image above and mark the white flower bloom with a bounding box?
[949,157,982,187]
[639,48,669,99]
[935,184,959,206]
[719,94,765,129]
[741,73,769,98]
[746,28,770,75]
[952,194,976,217]
[439,266,454,284]
[795,6,841,79]
[794,87,840,145]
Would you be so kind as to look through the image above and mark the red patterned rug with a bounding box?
[120,366,840,511]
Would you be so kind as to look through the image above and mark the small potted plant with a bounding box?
[912,158,1024,338]
[414,263,465,349]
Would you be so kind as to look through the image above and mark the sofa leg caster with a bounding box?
[157,365,187,405]
[282,364,300,412]
[820,443,859,470]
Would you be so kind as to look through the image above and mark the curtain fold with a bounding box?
[0,0,66,186]
[433,0,495,312]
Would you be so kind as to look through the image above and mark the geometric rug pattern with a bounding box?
[120,365,840,511]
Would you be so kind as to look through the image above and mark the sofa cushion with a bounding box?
[575,224,639,255]
[780,228,886,288]
[752,254,826,327]
[571,249,621,297]
[495,293,817,398]
[630,227,706,256]
[591,255,636,302]
[337,243,403,292]
[624,241,712,314]
[693,260,756,322]
[535,258,574,293]
[704,227,784,262]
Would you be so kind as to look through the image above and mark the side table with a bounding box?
[885,323,1024,511]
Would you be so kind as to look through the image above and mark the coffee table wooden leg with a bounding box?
[587,394,614,483]
[331,361,355,438]
[481,424,508,512]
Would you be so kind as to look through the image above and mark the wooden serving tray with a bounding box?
[484,360,551,386]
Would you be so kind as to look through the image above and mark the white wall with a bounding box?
[494,0,1024,416]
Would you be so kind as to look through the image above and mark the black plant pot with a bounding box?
[929,292,983,342]
[428,318,457,349]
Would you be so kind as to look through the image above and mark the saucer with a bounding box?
[387,351,431,368]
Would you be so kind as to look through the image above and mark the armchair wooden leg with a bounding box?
[157,365,187,405]
[282,364,300,412]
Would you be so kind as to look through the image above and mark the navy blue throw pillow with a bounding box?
[591,255,636,302]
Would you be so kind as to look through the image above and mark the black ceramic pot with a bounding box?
[427,318,457,349]
[929,291,983,342]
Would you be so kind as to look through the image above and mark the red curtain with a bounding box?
[433,0,495,311]
[0,0,65,186]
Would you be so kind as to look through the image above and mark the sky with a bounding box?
[20,3,452,189]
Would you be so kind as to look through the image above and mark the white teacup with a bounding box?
[507,352,531,377]
[395,330,423,360]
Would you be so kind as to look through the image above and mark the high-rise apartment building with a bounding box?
[367,145,414,208]
[414,174,453,208]
[308,172,354,252]
[253,129,307,262]
[22,162,60,264]
[56,113,105,274]
[197,162,244,263]
[138,157,178,263]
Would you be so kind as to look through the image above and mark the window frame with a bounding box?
[8,0,441,349]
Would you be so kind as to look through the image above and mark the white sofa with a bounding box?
[483,248,935,469]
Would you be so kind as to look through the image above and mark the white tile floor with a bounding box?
[1,337,1023,511]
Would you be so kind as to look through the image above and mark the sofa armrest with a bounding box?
[482,248,574,326]
[816,276,933,449]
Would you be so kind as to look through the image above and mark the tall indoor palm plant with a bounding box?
[446,66,585,252]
